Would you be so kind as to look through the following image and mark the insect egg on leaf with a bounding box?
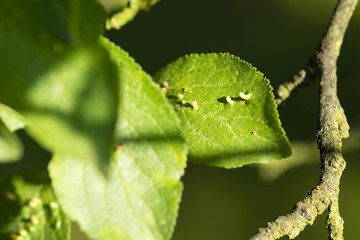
[239,92,252,100]
[226,96,235,105]
[163,81,170,89]
[30,215,39,225]
[176,92,184,100]
[190,101,199,110]
[161,88,167,95]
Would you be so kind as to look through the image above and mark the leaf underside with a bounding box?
[154,53,292,168]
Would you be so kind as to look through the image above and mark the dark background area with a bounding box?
[1,0,359,239]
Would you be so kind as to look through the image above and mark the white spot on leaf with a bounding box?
[191,101,199,110]
[239,92,252,100]
[226,96,235,105]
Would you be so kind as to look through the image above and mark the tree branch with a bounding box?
[250,0,357,239]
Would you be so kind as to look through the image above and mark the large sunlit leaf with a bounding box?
[49,37,187,240]
[0,0,118,163]
[0,171,70,240]
[154,53,292,168]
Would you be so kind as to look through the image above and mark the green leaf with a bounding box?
[49,37,187,240]
[0,104,26,163]
[0,120,23,163]
[105,0,160,30]
[69,0,108,46]
[0,103,28,132]
[154,53,292,168]
[0,0,106,46]
[0,171,70,240]
[0,0,118,164]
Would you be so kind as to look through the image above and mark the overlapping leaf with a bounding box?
[0,120,23,163]
[49,38,187,240]
[0,104,28,133]
[0,104,26,163]
[154,53,292,168]
[0,0,118,163]
[0,171,70,240]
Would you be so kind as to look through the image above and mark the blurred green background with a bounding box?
[1,0,360,239]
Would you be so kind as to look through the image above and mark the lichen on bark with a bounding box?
[249,0,358,239]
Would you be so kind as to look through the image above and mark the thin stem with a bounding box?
[275,58,318,107]
[249,0,357,239]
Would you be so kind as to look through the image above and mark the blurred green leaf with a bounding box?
[0,120,23,163]
[257,141,318,182]
[0,103,28,132]
[49,38,187,240]
[0,104,26,163]
[0,0,118,164]
[0,171,70,240]
[69,0,107,46]
[0,0,106,46]
[154,53,292,168]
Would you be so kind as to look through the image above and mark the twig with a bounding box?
[250,0,357,239]
[275,58,318,107]
[106,0,160,30]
